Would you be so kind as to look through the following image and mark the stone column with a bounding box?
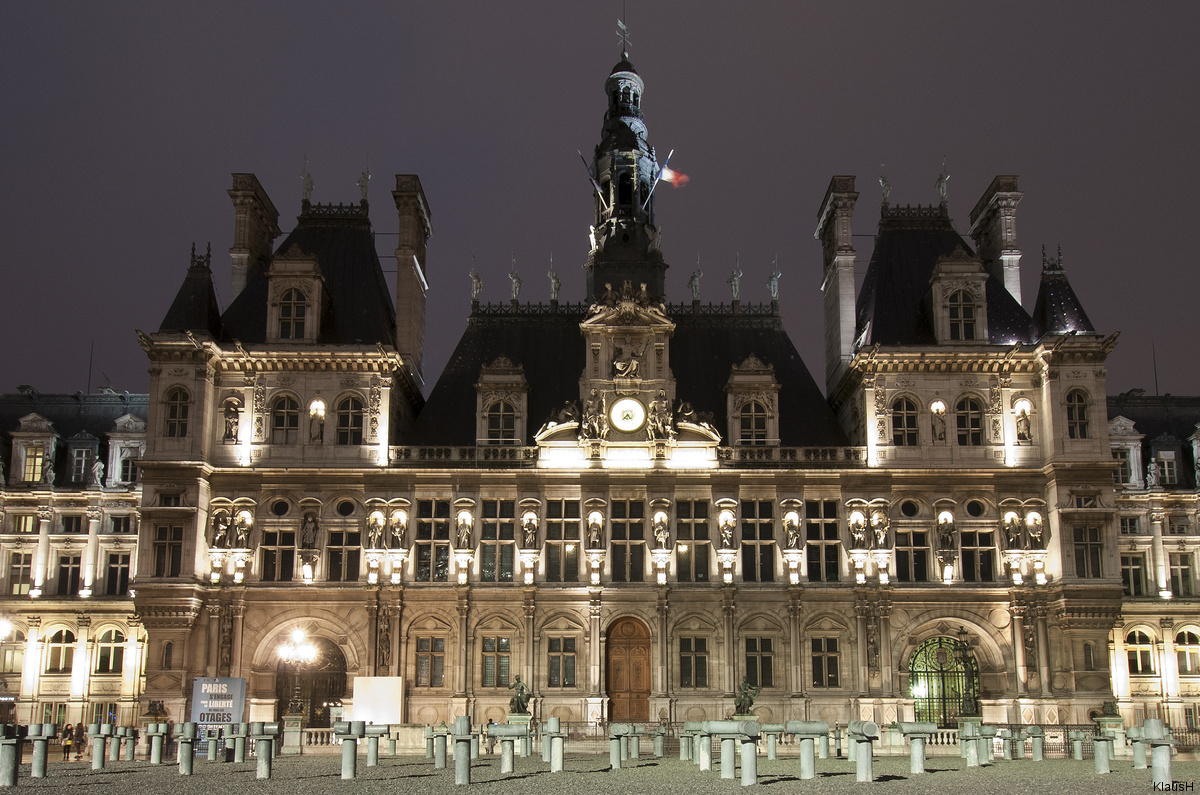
[230,603,245,677]
[723,591,736,694]
[33,508,52,595]
[1150,510,1168,595]
[878,597,893,697]
[366,603,378,678]
[1011,601,1027,696]
[589,594,602,696]
[854,598,870,695]
[206,604,221,677]
[83,508,102,596]
[1160,617,1180,703]
[456,594,470,696]
[1035,607,1051,697]
[1111,624,1131,699]
[656,592,669,696]
[788,594,803,696]
[524,591,536,693]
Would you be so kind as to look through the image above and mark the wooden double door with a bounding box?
[606,617,650,722]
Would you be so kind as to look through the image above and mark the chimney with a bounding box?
[815,176,859,393]
[392,175,432,380]
[227,173,281,301]
[968,175,1023,305]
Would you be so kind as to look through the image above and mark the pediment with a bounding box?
[16,413,54,433]
[112,413,147,434]
[1107,415,1140,437]
[581,299,674,330]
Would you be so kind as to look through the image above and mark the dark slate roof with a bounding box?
[612,56,638,75]
[159,248,223,336]
[409,304,847,447]
[856,205,1032,346]
[220,202,396,346]
[1107,393,1200,489]
[1030,254,1095,340]
[0,390,149,488]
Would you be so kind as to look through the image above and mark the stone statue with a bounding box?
[719,513,735,549]
[850,516,868,550]
[785,516,801,550]
[647,391,673,441]
[357,168,370,202]
[936,517,957,568]
[389,514,406,548]
[653,513,670,548]
[456,513,472,547]
[1015,411,1031,442]
[556,401,579,424]
[879,170,891,203]
[601,282,619,306]
[522,514,538,548]
[1146,460,1161,488]
[581,390,607,440]
[613,339,644,378]
[301,162,314,202]
[90,459,105,488]
[1026,516,1045,550]
[687,268,703,300]
[366,513,385,549]
[734,678,760,715]
[376,609,391,668]
[548,267,560,301]
[936,161,950,204]
[1003,515,1023,549]
[728,266,743,300]
[676,401,696,424]
[41,456,55,485]
[211,511,231,548]
[870,511,889,549]
[469,268,482,300]
[233,512,251,548]
[310,411,325,443]
[507,675,532,714]
[508,270,522,300]
[223,402,240,442]
[768,268,782,300]
[301,514,318,549]
[587,514,603,548]
[931,411,946,442]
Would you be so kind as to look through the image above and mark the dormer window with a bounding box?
[278,288,307,339]
[485,400,517,444]
[475,357,528,446]
[1065,390,1089,439]
[165,387,189,438]
[739,401,769,446]
[22,445,44,483]
[948,291,976,340]
[271,396,300,444]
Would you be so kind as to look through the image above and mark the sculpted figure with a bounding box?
[785,516,801,549]
[508,270,522,301]
[687,268,703,300]
[871,511,889,549]
[768,268,782,300]
[734,678,760,715]
[548,268,560,301]
[300,514,318,549]
[469,268,482,300]
[850,516,868,550]
[1003,515,1023,549]
[653,513,670,548]
[388,514,406,548]
[728,267,743,300]
[587,514,603,548]
[223,403,240,442]
[366,513,385,549]
[507,675,532,714]
[232,512,251,548]
[90,459,105,487]
[522,514,538,548]
[211,511,231,548]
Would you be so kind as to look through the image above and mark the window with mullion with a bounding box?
[545,500,580,582]
[805,500,840,582]
[416,637,446,687]
[679,636,708,688]
[8,553,32,595]
[1126,631,1155,674]
[895,529,929,582]
[1072,525,1102,578]
[261,530,296,582]
[416,500,451,582]
[740,501,775,582]
[279,288,307,339]
[481,636,511,687]
[960,529,995,582]
[1066,390,1089,439]
[811,637,840,687]
[336,397,364,445]
[271,397,300,444]
[1121,554,1147,596]
[153,525,183,577]
[892,398,919,446]
[480,500,516,582]
[1170,553,1194,597]
[744,637,774,688]
[104,553,130,596]
[956,398,983,446]
[547,637,577,687]
[610,500,645,583]
[675,501,710,582]
[327,531,361,582]
[948,291,975,340]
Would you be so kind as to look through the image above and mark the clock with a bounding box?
[609,398,646,433]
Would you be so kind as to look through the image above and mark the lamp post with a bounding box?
[278,629,317,716]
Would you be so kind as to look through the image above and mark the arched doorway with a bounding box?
[606,617,650,721]
[909,635,979,727]
[275,637,347,728]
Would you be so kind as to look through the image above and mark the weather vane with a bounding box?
[617,18,631,55]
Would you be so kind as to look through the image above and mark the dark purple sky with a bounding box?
[3,3,1198,398]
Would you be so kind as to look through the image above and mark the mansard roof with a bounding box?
[855,204,1032,346]
[1030,250,1095,339]
[1107,392,1200,489]
[159,246,223,336]
[409,302,847,447]
[220,201,396,346]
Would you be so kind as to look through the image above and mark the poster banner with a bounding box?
[190,677,247,730]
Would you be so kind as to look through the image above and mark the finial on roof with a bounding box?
[189,242,212,270]
[936,158,949,205]
[1042,244,1065,273]
[357,164,371,202]
[301,155,314,203]
[879,164,891,204]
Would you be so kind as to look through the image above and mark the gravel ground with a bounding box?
[7,753,1197,794]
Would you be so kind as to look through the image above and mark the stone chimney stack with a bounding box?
[227,173,281,302]
[968,175,1023,305]
[816,176,859,394]
[392,175,432,381]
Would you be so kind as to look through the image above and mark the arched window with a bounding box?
[1126,630,1155,674]
[955,397,983,446]
[162,641,174,670]
[165,388,189,438]
[1066,390,1089,439]
[0,629,25,674]
[948,291,976,340]
[892,398,919,446]
[740,401,768,446]
[271,396,300,444]
[94,629,125,674]
[336,397,364,445]
[1177,631,1200,674]
[485,401,517,444]
[279,288,307,340]
[1083,641,1096,671]
[45,630,75,673]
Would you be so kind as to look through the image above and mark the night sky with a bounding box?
[3,3,1198,399]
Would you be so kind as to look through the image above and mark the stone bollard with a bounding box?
[1069,730,1085,761]
[207,727,219,761]
[999,728,1013,760]
[333,721,365,780]
[0,725,27,788]
[390,734,398,757]
[1144,720,1174,788]
[700,720,760,784]
[434,723,449,770]
[760,723,784,760]
[124,726,138,761]
[978,725,998,766]
[608,723,632,770]
[29,723,54,778]
[630,726,643,760]
[698,730,712,771]
[961,723,979,767]
[366,724,388,767]
[489,724,527,776]
[543,717,566,773]
[848,721,879,783]
[739,725,761,787]
[175,722,197,775]
[107,724,121,762]
[1013,728,1025,759]
[896,722,937,775]
[452,716,472,786]
[88,723,107,770]
[226,723,248,763]
[1026,726,1044,761]
[147,722,168,764]
[251,722,281,780]
[425,725,435,759]
[1093,735,1113,774]
[680,721,701,763]
[785,721,830,780]
[470,730,479,760]
[1127,726,1147,769]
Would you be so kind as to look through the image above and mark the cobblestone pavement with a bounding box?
[9,754,1198,793]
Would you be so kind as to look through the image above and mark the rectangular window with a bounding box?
[610,500,645,583]
[481,636,511,687]
[327,531,361,582]
[805,500,840,582]
[480,500,515,583]
[1073,525,1102,578]
[544,500,580,583]
[153,525,183,577]
[1073,495,1099,508]
[1120,555,1147,597]
[744,637,774,688]
[811,637,840,688]
[1120,516,1141,535]
[90,702,119,724]
[120,456,137,483]
[72,449,90,482]
[1168,517,1190,536]
[110,516,133,534]
[960,529,996,582]
[1112,449,1132,484]
[40,703,68,727]
[105,553,130,596]
[56,554,81,596]
[679,637,708,688]
[12,515,36,534]
[61,515,84,534]
[8,553,32,595]
[675,501,710,583]
[22,446,44,483]
[415,500,451,582]
[160,493,182,507]
[416,637,445,687]
[895,529,929,582]
[1,643,24,674]
[548,637,577,687]
[261,530,296,582]
[1170,553,1194,597]
[740,501,775,582]
[1160,457,1178,486]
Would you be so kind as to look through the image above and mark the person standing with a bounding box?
[72,721,85,761]
[61,724,73,760]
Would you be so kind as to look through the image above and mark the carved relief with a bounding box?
[989,386,1002,414]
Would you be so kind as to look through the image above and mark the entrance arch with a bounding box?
[606,617,650,721]
[274,636,348,728]
[908,635,979,727]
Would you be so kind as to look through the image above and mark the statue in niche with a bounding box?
[850,517,868,550]
[1026,517,1045,550]
[366,513,385,549]
[469,268,482,300]
[734,678,760,716]
[719,513,735,549]
[309,410,325,443]
[90,459,105,487]
[456,513,472,547]
[870,511,889,549]
[785,516,801,550]
[389,514,406,548]
[232,513,251,548]
[931,411,946,442]
[1015,411,1032,442]
[936,516,957,566]
[507,675,532,714]
[613,338,645,378]
[522,514,538,548]
[376,608,391,668]
[1003,514,1023,549]
[301,514,318,549]
[653,513,670,548]
[224,402,240,443]
[687,268,703,300]
[211,512,231,548]
[586,514,604,548]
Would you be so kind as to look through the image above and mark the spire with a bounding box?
[1030,245,1095,339]
[159,243,223,336]
[584,31,668,302]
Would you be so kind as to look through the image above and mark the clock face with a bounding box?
[609,398,646,433]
